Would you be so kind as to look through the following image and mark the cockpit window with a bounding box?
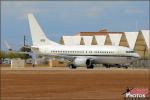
[126,50,134,53]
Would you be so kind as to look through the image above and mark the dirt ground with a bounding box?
[1,68,149,100]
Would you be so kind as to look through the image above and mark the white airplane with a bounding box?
[28,13,140,69]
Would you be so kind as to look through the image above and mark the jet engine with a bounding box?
[86,59,94,68]
[73,58,94,68]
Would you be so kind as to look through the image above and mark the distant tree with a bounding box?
[0,50,6,59]
[7,51,16,59]
[20,45,31,52]
[20,53,31,59]
[0,51,31,59]
[17,45,32,59]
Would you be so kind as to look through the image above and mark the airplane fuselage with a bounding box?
[32,45,139,64]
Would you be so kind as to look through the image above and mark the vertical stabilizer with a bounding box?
[28,13,59,46]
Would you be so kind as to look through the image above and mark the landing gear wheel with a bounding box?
[106,65,110,68]
[117,66,121,68]
[106,66,110,68]
[69,64,76,69]
[87,65,94,69]
[124,66,128,69]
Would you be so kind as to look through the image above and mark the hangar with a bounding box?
[124,32,138,49]
[79,32,108,45]
[60,36,81,45]
[94,35,106,45]
[134,30,149,59]
[81,36,93,45]
[118,33,128,48]
[60,29,149,59]
[108,33,122,46]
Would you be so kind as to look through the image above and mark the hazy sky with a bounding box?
[1,1,149,50]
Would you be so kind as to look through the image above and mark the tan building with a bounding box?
[94,35,106,45]
[119,33,129,47]
[60,36,81,45]
[134,30,149,59]
[109,33,122,46]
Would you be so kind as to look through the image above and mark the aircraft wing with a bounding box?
[44,54,75,62]
[17,51,32,54]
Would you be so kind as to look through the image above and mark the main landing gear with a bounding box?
[69,64,77,69]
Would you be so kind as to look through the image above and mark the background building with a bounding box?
[59,29,150,67]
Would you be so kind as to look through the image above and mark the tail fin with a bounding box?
[28,13,60,46]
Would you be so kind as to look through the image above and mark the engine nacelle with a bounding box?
[73,58,94,67]
[86,59,94,67]
[73,58,87,66]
